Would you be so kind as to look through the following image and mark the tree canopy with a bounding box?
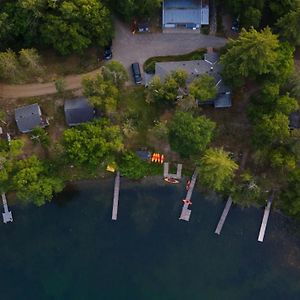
[198,147,238,192]
[0,0,113,55]
[11,156,64,206]
[168,112,216,157]
[62,119,123,168]
[189,74,217,102]
[220,27,294,87]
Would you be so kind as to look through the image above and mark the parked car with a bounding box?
[231,19,239,32]
[131,63,142,84]
[103,40,112,60]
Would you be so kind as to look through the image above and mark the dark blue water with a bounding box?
[1,178,300,300]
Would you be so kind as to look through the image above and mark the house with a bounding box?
[15,103,48,133]
[289,111,300,129]
[146,52,232,108]
[64,97,95,126]
[162,0,209,30]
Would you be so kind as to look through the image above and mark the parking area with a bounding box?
[113,18,228,82]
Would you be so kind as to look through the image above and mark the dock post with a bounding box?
[112,172,120,221]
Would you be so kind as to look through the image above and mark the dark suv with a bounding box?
[103,40,112,60]
[131,63,142,84]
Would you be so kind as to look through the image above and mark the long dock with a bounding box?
[258,193,274,242]
[179,169,198,221]
[215,196,233,235]
[2,193,13,223]
[111,172,120,221]
[163,162,182,180]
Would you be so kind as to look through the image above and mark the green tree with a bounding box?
[147,70,188,103]
[198,147,238,192]
[19,48,43,75]
[189,74,217,102]
[276,5,300,46]
[40,0,113,55]
[269,147,296,171]
[62,119,123,168]
[11,155,64,206]
[220,27,281,87]
[107,0,162,22]
[55,77,66,95]
[168,112,216,157]
[176,95,198,112]
[30,127,50,147]
[243,7,262,29]
[0,49,20,82]
[82,73,119,115]
[280,169,300,216]
[282,70,300,99]
[275,94,299,115]
[102,61,128,88]
[253,112,290,147]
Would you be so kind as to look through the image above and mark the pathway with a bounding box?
[179,169,198,222]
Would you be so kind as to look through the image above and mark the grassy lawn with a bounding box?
[118,86,161,148]
[143,48,207,73]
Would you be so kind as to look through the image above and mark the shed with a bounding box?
[15,103,46,133]
[64,98,95,126]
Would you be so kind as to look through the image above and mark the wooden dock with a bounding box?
[258,193,274,242]
[111,172,120,221]
[179,169,198,222]
[163,162,182,180]
[215,196,233,235]
[2,193,13,224]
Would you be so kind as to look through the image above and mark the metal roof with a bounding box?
[64,97,95,126]
[155,60,211,82]
[15,103,42,133]
[163,0,209,26]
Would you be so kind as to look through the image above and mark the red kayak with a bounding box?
[164,177,179,184]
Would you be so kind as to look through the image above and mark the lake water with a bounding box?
[1,178,300,300]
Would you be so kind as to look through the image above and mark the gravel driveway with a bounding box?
[0,19,228,99]
[113,19,228,73]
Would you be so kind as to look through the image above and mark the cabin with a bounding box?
[145,52,232,108]
[15,103,48,133]
[64,97,95,127]
[162,0,209,31]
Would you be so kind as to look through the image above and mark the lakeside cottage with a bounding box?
[145,52,232,108]
[64,97,95,127]
[162,0,209,31]
[15,103,48,133]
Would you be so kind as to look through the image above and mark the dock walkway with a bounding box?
[258,193,274,242]
[2,193,13,223]
[215,196,232,235]
[111,172,120,221]
[163,162,182,180]
[179,169,198,222]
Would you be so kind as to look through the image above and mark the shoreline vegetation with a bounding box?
[0,1,299,221]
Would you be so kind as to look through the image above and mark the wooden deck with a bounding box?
[163,162,182,180]
[2,193,13,224]
[179,169,198,222]
[112,172,120,221]
[258,193,274,242]
[215,196,232,235]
